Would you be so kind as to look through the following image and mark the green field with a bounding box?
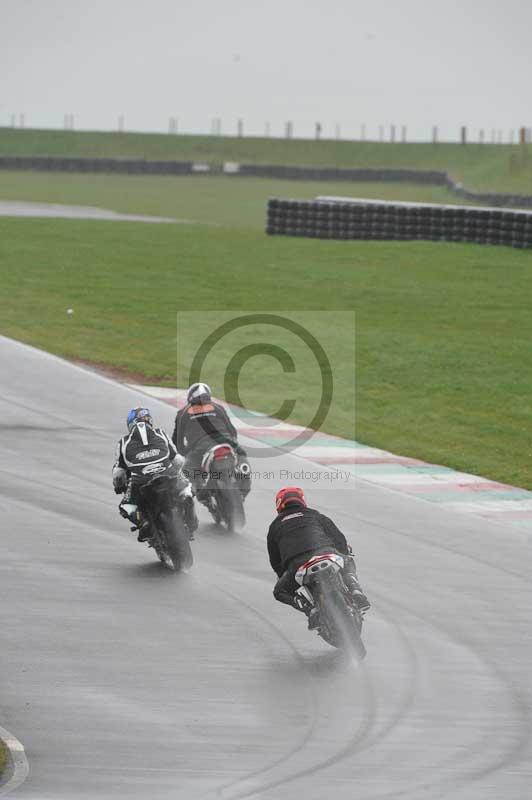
[0,171,471,228]
[1,130,531,489]
[1,127,532,194]
[1,202,531,488]
[0,739,8,782]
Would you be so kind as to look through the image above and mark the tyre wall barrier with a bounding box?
[266,197,532,249]
[451,183,532,209]
[230,164,532,208]
[0,156,196,175]
[236,163,450,185]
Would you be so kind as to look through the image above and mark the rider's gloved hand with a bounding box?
[112,466,127,494]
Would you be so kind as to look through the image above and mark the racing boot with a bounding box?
[293,593,320,629]
[307,607,320,630]
[344,575,370,613]
[119,502,152,542]
[180,493,199,540]
[137,520,152,542]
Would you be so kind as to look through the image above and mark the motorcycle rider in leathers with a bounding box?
[267,487,370,628]
[113,407,198,541]
[172,383,251,501]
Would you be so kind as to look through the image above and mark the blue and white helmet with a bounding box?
[126,407,153,431]
[187,382,212,404]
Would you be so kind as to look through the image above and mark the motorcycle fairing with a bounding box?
[200,443,237,474]
[295,553,344,586]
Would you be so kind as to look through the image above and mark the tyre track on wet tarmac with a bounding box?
[173,492,530,800]
[211,609,377,800]
[354,595,532,800]
[199,520,530,800]
[201,582,418,800]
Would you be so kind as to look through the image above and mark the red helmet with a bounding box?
[275,486,306,513]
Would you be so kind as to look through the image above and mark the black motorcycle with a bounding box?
[294,553,366,659]
[129,462,194,572]
[197,443,247,532]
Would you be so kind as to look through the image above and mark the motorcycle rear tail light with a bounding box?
[213,446,233,459]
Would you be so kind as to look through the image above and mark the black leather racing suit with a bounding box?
[267,505,364,606]
[113,423,197,533]
[172,401,250,496]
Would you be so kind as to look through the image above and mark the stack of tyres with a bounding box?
[266,198,532,249]
[241,164,451,185]
[0,156,195,175]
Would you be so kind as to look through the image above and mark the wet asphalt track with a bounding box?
[0,201,175,223]
[0,335,530,799]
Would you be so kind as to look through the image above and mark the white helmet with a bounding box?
[187,382,212,404]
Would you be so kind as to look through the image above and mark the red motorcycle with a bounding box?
[197,443,247,532]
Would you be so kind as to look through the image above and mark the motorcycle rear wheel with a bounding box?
[318,591,366,659]
[159,508,193,572]
[216,480,245,532]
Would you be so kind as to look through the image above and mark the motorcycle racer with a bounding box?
[172,383,251,500]
[267,487,370,626]
[113,407,198,541]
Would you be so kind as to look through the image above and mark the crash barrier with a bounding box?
[450,183,532,209]
[1,155,531,209]
[234,163,448,184]
[266,197,532,249]
[0,156,197,175]
[232,164,532,209]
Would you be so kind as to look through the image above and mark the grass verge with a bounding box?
[0,738,9,782]
[0,171,475,229]
[1,216,531,489]
[1,128,532,193]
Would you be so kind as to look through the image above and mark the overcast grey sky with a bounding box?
[2,0,530,141]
